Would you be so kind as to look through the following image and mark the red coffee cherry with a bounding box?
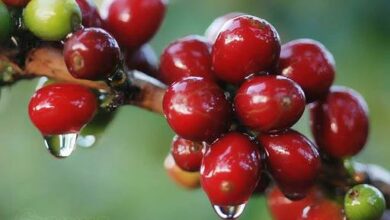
[28,83,97,136]
[205,12,244,43]
[200,132,262,206]
[76,0,102,27]
[299,200,345,220]
[100,0,166,50]
[2,0,30,7]
[267,186,321,220]
[259,130,321,200]
[279,39,336,103]
[159,35,216,85]
[310,86,369,158]
[163,77,232,142]
[234,75,306,133]
[164,154,200,190]
[64,27,120,80]
[212,15,280,84]
[125,44,158,77]
[171,135,206,172]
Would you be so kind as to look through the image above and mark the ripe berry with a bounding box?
[76,0,102,27]
[279,39,336,103]
[64,27,120,80]
[125,44,158,77]
[345,184,385,220]
[2,0,30,7]
[267,186,321,220]
[23,0,82,41]
[259,130,321,199]
[212,15,280,84]
[234,75,306,133]
[200,132,262,206]
[299,200,345,220]
[28,83,97,136]
[205,12,244,43]
[159,35,216,85]
[171,135,206,172]
[0,1,11,42]
[164,154,200,190]
[310,86,369,158]
[163,77,232,142]
[100,0,166,50]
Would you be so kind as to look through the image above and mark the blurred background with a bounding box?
[0,0,389,219]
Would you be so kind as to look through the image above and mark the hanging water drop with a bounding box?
[43,133,78,158]
[212,203,246,219]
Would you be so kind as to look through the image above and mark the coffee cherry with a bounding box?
[76,0,102,27]
[100,0,166,50]
[259,130,321,199]
[163,77,232,142]
[159,35,216,85]
[64,27,120,80]
[300,200,345,220]
[310,86,369,158]
[29,83,97,136]
[200,132,261,206]
[164,154,201,190]
[279,39,336,103]
[212,15,280,84]
[23,0,82,41]
[125,44,158,77]
[205,12,244,43]
[235,75,305,133]
[267,186,321,220]
[345,184,385,220]
[171,135,206,172]
[0,1,11,42]
[2,0,30,7]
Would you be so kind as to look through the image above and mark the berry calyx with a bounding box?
[310,86,369,158]
[28,83,97,136]
[75,0,102,27]
[171,135,206,172]
[159,35,216,85]
[100,0,167,50]
[205,12,244,43]
[2,0,30,7]
[235,75,306,133]
[64,27,120,80]
[200,132,262,206]
[279,39,336,103]
[212,15,280,84]
[163,77,232,142]
[0,1,11,42]
[344,184,386,220]
[23,0,82,41]
[164,154,200,190]
[259,130,321,199]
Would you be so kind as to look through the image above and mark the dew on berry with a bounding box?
[212,203,246,220]
[43,133,78,158]
[76,135,96,148]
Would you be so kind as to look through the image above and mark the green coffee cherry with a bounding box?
[345,184,386,220]
[0,1,12,42]
[23,0,81,41]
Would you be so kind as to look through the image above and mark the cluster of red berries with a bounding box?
[0,0,386,219]
[160,12,384,220]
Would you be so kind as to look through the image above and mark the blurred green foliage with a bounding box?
[0,0,389,219]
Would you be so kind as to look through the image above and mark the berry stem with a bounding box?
[0,45,166,114]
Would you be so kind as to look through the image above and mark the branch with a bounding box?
[0,46,166,114]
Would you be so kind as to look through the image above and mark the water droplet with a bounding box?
[43,133,78,158]
[213,203,246,219]
[77,135,96,148]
